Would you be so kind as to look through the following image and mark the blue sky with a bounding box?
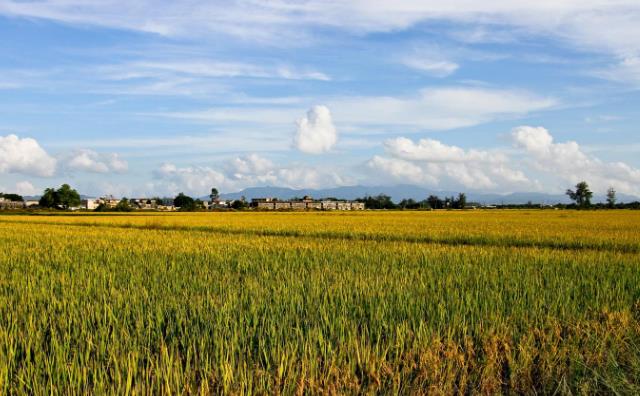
[1,1,639,198]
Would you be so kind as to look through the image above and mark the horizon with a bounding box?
[8,182,639,206]
[1,1,639,198]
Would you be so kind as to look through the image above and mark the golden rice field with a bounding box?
[0,210,639,394]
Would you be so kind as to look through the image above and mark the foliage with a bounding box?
[38,184,81,209]
[174,192,196,211]
[358,194,396,209]
[457,192,467,208]
[209,187,219,202]
[427,194,443,209]
[0,193,23,202]
[398,198,422,209]
[607,187,617,208]
[230,199,248,210]
[38,187,57,208]
[566,181,593,208]
[114,198,133,212]
[0,211,639,393]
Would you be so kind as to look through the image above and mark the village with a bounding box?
[0,195,365,211]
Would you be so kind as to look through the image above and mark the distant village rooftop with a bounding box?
[251,196,364,211]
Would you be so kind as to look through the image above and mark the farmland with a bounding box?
[0,211,639,394]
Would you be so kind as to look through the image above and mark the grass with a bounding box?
[0,211,639,394]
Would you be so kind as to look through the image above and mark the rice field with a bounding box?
[0,210,639,394]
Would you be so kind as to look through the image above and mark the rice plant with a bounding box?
[0,211,638,394]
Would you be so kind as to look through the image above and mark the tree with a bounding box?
[399,198,420,209]
[209,188,220,202]
[174,192,196,211]
[0,193,23,202]
[194,199,206,210]
[444,196,455,209]
[231,199,247,209]
[56,184,81,209]
[606,187,617,208]
[38,184,80,209]
[426,195,443,209]
[39,188,58,208]
[358,194,396,209]
[115,198,133,212]
[151,197,164,208]
[456,193,467,209]
[566,181,593,208]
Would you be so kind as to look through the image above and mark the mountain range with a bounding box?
[214,185,640,205]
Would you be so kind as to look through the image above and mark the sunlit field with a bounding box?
[1,211,639,394]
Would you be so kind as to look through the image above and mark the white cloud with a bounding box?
[401,58,459,77]
[226,153,275,176]
[368,136,529,191]
[384,137,505,163]
[294,105,338,154]
[331,87,556,130]
[2,1,639,60]
[366,155,439,186]
[0,134,57,177]
[151,153,352,195]
[511,126,640,196]
[151,163,227,196]
[223,153,352,190]
[102,60,330,81]
[400,47,459,77]
[159,86,555,132]
[15,181,38,196]
[594,56,640,87]
[66,149,129,173]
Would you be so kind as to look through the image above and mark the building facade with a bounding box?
[251,196,365,210]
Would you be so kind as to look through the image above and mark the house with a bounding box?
[0,198,25,209]
[130,198,158,210]
[306,201,323,210]
[210,199,229,209]
[100,196,119,208]
[291,201,307,210]
[82,199,100,210]
[250,196,364,211]
[25,200,39,208]
[321,201,337,210]
[252,198,276,210]
[274,201,291,210]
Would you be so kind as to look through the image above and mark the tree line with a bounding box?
[2,182,639,211]
[356,193,468,210]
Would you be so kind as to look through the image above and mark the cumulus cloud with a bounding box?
[368,136,529,191]
[151,153,351,195]
[67,149,128,173]
[151,162,227,196]
[511,126,640,196]
[15,181,38,196]
[385,137,504,163]
[225,153,351,190]
[294,105,338,154]
[0,134,57,177]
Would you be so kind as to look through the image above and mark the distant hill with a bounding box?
[213,185,640,205]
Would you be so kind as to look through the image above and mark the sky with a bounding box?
[0,0,639,198]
